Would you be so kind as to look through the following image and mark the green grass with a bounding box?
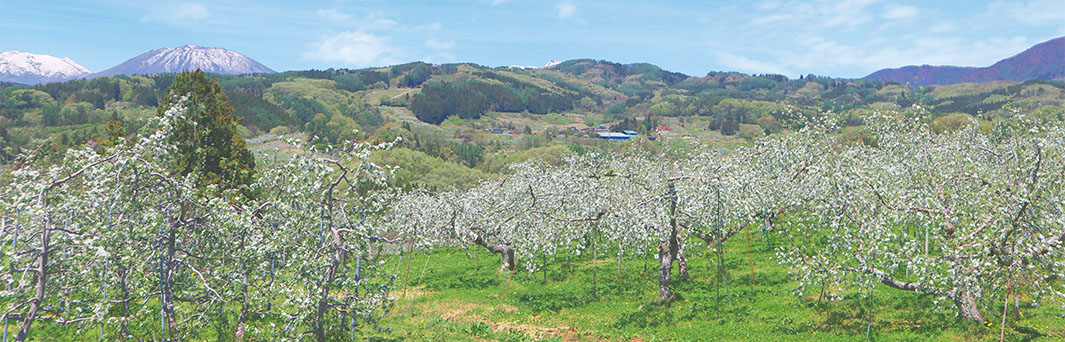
[372,235,1065,341]
[9,231,1063,341]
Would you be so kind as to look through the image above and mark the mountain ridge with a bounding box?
[863,36,1065,86]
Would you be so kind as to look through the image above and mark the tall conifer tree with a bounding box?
[158,70,255,191]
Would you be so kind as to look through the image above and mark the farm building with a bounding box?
[597,132,631,140]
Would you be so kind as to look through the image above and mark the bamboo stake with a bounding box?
[416,249,432,288]
[402,241,414,298]
[592,226,598,299]
[1000,278,1011,342]
[500,264,515,305]
[543,256,548,284]
[866,285,874,340]
[745,224,756,287]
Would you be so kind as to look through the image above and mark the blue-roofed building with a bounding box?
[597,132,631,140]
[622,130,638,136]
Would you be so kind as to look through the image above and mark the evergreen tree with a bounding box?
[158,70,256,192]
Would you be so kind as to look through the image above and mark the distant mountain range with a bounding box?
[2,37,1063,86]
[0,45,274,85]
[0,51,91,85]
[863,36,1064,86]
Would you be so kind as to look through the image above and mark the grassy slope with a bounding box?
[373,233,1065,342]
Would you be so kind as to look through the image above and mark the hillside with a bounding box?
[863,36,1065,86]
[2,59,1064,179]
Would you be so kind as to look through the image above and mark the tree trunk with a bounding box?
[658,180,681,301]
[235,266,249,341]
[657,240,675,301]
[163,227,178,338]
[473,233,514,272]
[503,246,515,272]
[677,239,689,281]
[953,289,983,321]
[658,205,681,300]
[314,221,343,342]
[118,260,130,335]
[15,212,50,342]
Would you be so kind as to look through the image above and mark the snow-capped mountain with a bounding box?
[91,44,275,78]
[0,50,91,85]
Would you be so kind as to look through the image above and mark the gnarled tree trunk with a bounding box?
[15,212,50,342]
[952,289,983,321]
[473,231,515,272]
[657,239,676,301]
[676,239,689,281]
[659,181,681,301]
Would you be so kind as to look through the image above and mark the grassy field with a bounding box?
[373,234,1065,341]
[6,229,1062,341]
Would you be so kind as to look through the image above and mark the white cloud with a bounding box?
[426,39,455,50]
[751,13,794,25]
[882,5,918,20]
[753,35,1037,77]
[756,1,783,10]
[989,0,1065,25]
[143,2,210,25]
[314,9,397,30]
[556,2,577,20]
[716,52,794,76]
[425,39,457,61]
[413,22,443,31]
[929,22,955,33]
[860,36,1034,69]
[173,3,210,21]
[304,31,397,67]
[747,0,881,29]
[316,8,352,22]
[821,0,880,28]
[361,14,399,30]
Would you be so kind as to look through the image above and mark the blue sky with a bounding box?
[2,0,1063,78]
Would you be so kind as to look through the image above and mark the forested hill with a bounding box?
[2,59,1064,178]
